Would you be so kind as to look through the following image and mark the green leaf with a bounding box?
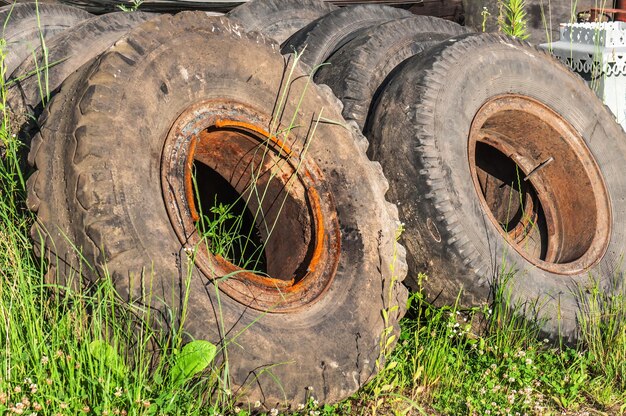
[385,334,397,349]
[171,340,217,386]
[88,340,127,378]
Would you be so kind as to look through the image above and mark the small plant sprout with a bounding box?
[498,0,530,40]
[117,0,143,12]
[482,6,491,32]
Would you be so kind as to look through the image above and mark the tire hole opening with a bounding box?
[189,126,315,283]
[192,160,268,274]
[474,141,549,261]
[469,95,611,274]
[163,102,341,310]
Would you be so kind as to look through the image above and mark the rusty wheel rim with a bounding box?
[161,100,341,312]
[468,95,611,275]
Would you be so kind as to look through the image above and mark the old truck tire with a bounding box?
[27,12,408,407]
[281,4,412,70]
[227,0,336,44]
[315,15,469,130]
[366,33,625,343]
[0,2,91,77]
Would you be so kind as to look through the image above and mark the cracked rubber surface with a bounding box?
[27,12,408,407]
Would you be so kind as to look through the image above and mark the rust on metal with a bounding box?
[523,157,554,182]
[303,186,324,274]
[468,94,611,275]
[588,5,626,22]
[618,0,626,22]
[184,134,200,222]
[214,119,293,156]
[161,100,341,312]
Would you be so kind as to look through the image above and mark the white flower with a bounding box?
[270,408,278,416]
[254,401,261,408]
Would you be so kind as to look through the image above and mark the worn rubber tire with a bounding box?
[8,11,155,124]
[281,4,412,71]
[0,2,91,77]
[227,0,336,44]
[315,15,469,130]
[27,12,408,407]
[366,33,626,343]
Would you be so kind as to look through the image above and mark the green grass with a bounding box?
[0,143,222,416]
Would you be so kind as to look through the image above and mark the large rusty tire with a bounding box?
[27,12,408,407]
[227,0,336,44]
[281,4,412,70]
[314,15,469,130]
[8,11,155,125]
[0,2,91,77]
[366,33,625,343]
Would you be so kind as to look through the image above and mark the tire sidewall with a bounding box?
[68,14,402,403]
[420,36,626,338]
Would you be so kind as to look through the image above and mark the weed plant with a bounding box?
[192,51,324,275]
[498,0,530,39]
[346,270,626,416]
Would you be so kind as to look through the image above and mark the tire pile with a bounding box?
[3,0,625,409]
